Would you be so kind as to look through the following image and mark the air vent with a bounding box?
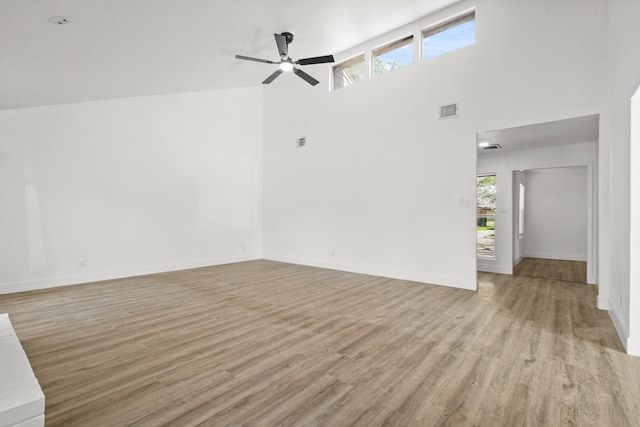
[296,137,306,148]
[482,144,502,150]
[439,103,458,119]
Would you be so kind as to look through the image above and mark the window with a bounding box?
[373,35,414,76]
[333,54,366,90]
[422,12,475,60]
[331,9,476,91]
[477,174,496,259]
[519,183,525,237]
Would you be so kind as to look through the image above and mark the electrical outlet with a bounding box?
[79,259,86,268]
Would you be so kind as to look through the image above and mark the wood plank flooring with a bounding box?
[514,257,587,283]
[1,260,639,426]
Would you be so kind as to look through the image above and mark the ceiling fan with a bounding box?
[235,32,335,86]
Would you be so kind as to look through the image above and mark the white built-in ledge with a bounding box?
[0,313,45,427]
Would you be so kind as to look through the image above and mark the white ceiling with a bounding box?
[477,114,600,156]
[0,0,458,110]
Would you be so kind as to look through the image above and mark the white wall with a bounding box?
[0,88,264,294]
[523,167,588,262]
[606,0,640,356]
[262,0,606,290]
[477,142,596,278]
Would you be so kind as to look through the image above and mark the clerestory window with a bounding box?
[373,35,414,76]
[422,12,476,60]
[333,54,366,90]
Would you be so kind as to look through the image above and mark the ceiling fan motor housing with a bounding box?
[281,32,294,45]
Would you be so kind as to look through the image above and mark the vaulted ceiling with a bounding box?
[1,0,458,110]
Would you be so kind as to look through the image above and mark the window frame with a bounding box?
[332,53,366,90]
[518,183,525,237]
[422,11,476,61]
[372,34,415,77]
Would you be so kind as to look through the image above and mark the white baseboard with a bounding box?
[264,254,477,291]
[597,295,610,310]
[524,252,587,262]
[477,263,511,274]
[627,336,640,357]
[0,254,261,295]
[607,304,629,352]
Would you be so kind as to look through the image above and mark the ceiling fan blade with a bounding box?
[235,55,277,64]
[296,55,335,66]
[274,33,289,59]
[263,69,284,84]
[293,67,319,86]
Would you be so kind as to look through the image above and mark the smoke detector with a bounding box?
[49,16,70,25]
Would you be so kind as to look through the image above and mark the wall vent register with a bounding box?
[440,103,459,119]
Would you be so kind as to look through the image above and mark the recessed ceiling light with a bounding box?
[49,16,70,25]
[478,142,490,148]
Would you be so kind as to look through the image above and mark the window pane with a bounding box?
[333,54,366,90]
[519,183,525,236]
[477,174,496,259]
[373,36,414,76]
[423,12,475,60]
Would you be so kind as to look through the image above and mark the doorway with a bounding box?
[476,174,496,259]
[476,115,598,282]
[512,166,590,283]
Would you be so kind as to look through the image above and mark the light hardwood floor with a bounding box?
[1,260,639,426]
[514,257,587,284]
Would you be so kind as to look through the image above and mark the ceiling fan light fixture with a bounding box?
[279,61,294,72]
[235,32,334,86]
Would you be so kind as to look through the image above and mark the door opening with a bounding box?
[477,174,496,259]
